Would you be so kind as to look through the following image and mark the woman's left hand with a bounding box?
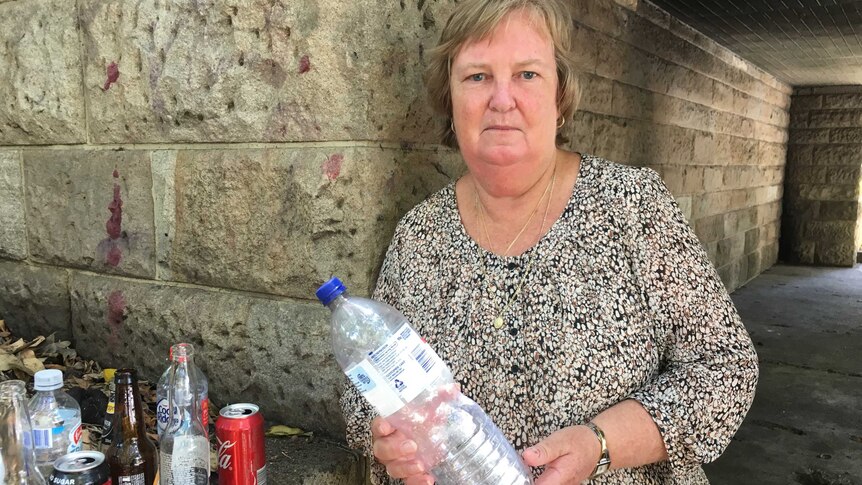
[522,425,602,484]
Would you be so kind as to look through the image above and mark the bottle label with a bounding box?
[156,398,170,434]
[170,436,210,484]
[160,451,173,485]
[201,396,209,430]
[118,474,146,485]
[345,323,446,416]
[257,465,267,485]
[68,420,83,453]
[32,427,58,449]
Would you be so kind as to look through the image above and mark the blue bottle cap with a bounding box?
[316,277,347,305]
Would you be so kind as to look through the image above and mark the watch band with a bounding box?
[586,422,611,479]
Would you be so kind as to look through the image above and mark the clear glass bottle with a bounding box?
[159,343,210,485]
[0,380,47,485]
[27,369,83,478]
[107,369,159,484]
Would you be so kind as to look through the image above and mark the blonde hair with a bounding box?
[425,0,581,148]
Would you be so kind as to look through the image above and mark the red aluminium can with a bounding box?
[216,403,267,485]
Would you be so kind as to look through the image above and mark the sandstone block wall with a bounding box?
[782,86,862,267]
[0,0,790,440]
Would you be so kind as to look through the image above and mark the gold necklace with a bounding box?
[474,166,556,329]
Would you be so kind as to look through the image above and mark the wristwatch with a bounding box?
[586,422,611,479]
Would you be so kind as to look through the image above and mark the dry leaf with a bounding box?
[24,336,45,350]
[0,353,19,372]
[21,356,46,375]
[266,425,313,438]
[4,338,26,353]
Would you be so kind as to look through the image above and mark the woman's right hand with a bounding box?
[371,416,435,485]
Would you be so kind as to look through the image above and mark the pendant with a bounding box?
[493,316,504,329]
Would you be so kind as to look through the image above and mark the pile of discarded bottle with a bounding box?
[0,343,219,485]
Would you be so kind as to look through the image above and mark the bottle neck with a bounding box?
[113,380,147,440]
[326,293,348,311]
[166,358,202,432]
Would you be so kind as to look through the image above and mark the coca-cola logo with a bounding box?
[217,438,236,470]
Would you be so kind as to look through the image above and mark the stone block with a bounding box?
[808,109,862,128]
[715,233,745,268]
[23,149,156,278]
[805,221,856,243]
[0,150,27,260]
[789,129,830,145]
[694,213,725,244]
[168,146,464,299]
[151,150,176,281]
[758,142,786,168]
[0,260,71,341]
[822,93,862,109]
[611,81,651,121]
[70,271,347,438]
[797,184,857,202]
[703,167,723,192]
[674,195,692,223]
[756,201,781,226]
[786,145,813,166]
[789,95,822,112]
[712,80,734,113]
[579,73,613,115]
[830,128,862,144]
[730,137,758,165]
[787,164,832,185]
[789,111,810,130]
[811,145,862,165]
[746,250,761,282]
[659,166,703,195]
[744,227,760,254]
[0,0,86,144]
[819,201,859,222]
[572,0,626,39]
[80,0,446,144]
[815,241,857,267]
[826,165,862,185]
[642,124,695,167]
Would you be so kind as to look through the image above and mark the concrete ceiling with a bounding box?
[648,0,862,86]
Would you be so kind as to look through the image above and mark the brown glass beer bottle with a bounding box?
[107,368,158,484]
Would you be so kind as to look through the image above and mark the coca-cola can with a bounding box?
[49,451,112,485]
[216,403,266,485]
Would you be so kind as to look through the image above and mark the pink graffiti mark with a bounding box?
[322,154,343,181]
[106,290,126,348]
[103,62,120,91]
[298,55,311,74]
[100,169,124,267]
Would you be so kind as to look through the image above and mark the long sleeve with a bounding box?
[625,169,759,475]
[339,226,405,485]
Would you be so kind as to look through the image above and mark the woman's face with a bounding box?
[450,10,559,184]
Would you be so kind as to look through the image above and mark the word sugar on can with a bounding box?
[49,451,111,485]
[216,403,267,485]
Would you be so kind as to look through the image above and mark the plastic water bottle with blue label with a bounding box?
[27,370,82,478]
[317,277,532,485]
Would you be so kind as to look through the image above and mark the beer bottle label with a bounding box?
[118,473,146,484]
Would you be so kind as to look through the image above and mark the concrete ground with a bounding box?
[704,264,862,485]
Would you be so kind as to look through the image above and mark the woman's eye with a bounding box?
[469,73,486,82]
[521,71,537,80]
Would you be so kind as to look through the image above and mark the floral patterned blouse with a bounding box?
[341,154,759,484]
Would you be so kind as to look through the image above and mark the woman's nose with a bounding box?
[489,79,516,112]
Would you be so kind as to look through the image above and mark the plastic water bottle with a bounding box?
[27,370,83,478]
[316,277,532,485]
[156,343,209,441]
[1,380,47,484]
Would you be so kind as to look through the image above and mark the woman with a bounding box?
[341,0,759,483]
